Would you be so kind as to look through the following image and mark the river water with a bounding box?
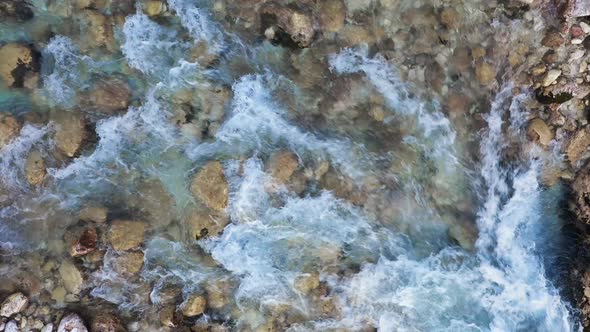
[0,0,582,331]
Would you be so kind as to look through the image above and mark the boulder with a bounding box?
[25,150,46,186]
[0,43,39,88]
[0,292,28,317]
[108,220,146,251]
[567,127,590,165]
[0,0,34,22]
[260,2,315,48]
[112,251,144,275]
[58,313,88,332]
[181,294,207,317]
[527,118,554,146]
[87,79,131,114]
[79,205,108,223]
[267,151,299,183]
[90,313,127,332]
[0,114,20,148]
[53,111,88,158]
[185,211,230,240]
[190,161,228,211]
[58,261,84,294]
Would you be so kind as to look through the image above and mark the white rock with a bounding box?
[0,293,28,317]
[581,21,590,34]
[41,323,54,332]
[58,313,88,332]
[571,49,585,60]
[572,38,583,44]
[5,320,18,332]
[542,69,562,87]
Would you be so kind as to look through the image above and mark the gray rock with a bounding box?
[5,320,18,332]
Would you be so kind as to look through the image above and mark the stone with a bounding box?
[87,79,131,114]
[581,22,590,34]
[181,294,207,317]
[571,49,585,60]
[0,293,28,317]
[159,306,177,327]
[267,151,299,183]
[76,10,112,50]
[58,313,88,332]
[204,279,233,309]
[318,0,345,33]
[144,0,166,16]
[572,24,585,38]
[527,118,554,146]
[190,161,228,211]
[260,3,315,48]
[53,111,88,158]
[25,150,46,186]
[541,31,564,47]
[108,220,146,251]
[0,114,20,148]
[68,227,98,257]
[0,0,34,22]
[439,8,459,29]
[542,69,562,87]
[562,0,590,18]
[112,251,144,275]
[79,206,108,223]
[186,211,229,240]
[345,0,372,12]
[543,50,558,64]
[475,62,495,85]
[42,323,55,332]
[90,313,126,332]
[59,261,84,294]
[0,43,39,88]
[51,286,67,304]
[567,127,590,164]
[293,273,320,294]
[5,320,18,332]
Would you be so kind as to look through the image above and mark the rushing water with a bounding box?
[0,0,581,331]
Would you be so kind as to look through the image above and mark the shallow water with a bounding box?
[0,0,581,331]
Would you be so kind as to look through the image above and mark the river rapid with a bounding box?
[0,0,582,331]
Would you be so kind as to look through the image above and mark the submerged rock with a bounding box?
[67,227,98,257]
[25,150,46,186]
[190,161,228,211]
[181,294,207,317]
[186,211,230,240]
[0,43,39,88]
[90,313,127,332]
[0,114,20,148]
[527,118,554,146]
[261,2,315,48]
[87,79,131,114]
[0,0,34,22]
[108,220,146,251]
[53,111,88,158]
[79,205,108,223]
[58,313,88,332]
[475,62,495,85]
[112,251,144,275]
[58,261,84,295]
[0,292,28,317]
[267,151,299,183]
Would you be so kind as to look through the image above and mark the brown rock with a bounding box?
[267,151,299,183]
[541,31,564,47]
[567,127,590,165]
[318,0,345,33]
[112,251,144,275]
[205,279,234,309]
[190,161,228,211]
[475,62,495,86]
[79,205,108,223]
[293,273,320,294]
[87,79,131,114]
[159,306,177,328]
[68,227,98,257]
[91,313,126,332]
[186,211,230,240]
[527,118,554,146]
[53,111,88,158]
[108,220,146,251]
[76,10,112,50]
[261,2,315,48]
[181,294,207,317]
[0,114,20,148]
[25,150,46,186]
[439,8,459,29]
[542,50,558,64]
[0,43,39,88]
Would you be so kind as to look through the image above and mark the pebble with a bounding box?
[542,69,562,87]
[571,49,585,60]
[5,320,18,332]
[581,22,590,34]
[572,38,584,45]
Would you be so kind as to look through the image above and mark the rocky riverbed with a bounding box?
[1,0,590,331]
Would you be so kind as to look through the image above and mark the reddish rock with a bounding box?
[70,228,98,257]
[541,31,564,47]
[571,24,585,38]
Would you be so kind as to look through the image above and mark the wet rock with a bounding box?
[91,313,126,332]
[260,2,315,48]
[159,306,177,328]
[475,62,495,86]
[67,227,98,257]
[567,127,590,165]
[79,206,108,223]
[112,251,144,275]
[186,211,229,240]
[541,31,564,48]
[0,293,28,317]
[108,220,146,251]
[318,0,345,33]
[127,179,175,229]
[0,114,20,148]
[204,279,233,309]
[144,0,166,16]
[87,79,131,114]
[439,8,459,29]
[51,286,67,304]
[542,69,562,87]
[267,151,299,183]
[58,313,88,332]
[58,261,84,295]
[54,111,88,158]
[527,118,554,146]
[0,43,39,88]
[0,0,33,22]
[181,294,207,317]
[294,273,320,294]
[25,150,46,186]
[190,161,228,211]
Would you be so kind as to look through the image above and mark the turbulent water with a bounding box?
[0,0,582,331]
